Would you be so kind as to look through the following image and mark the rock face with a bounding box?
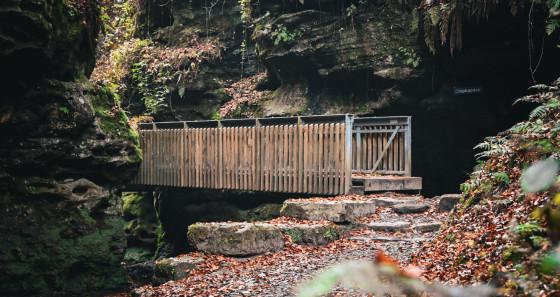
[0,0,141,295]
[187,222,284,256]
[130,0,559,197]
[280,200,376,223]
[436,194,463,212]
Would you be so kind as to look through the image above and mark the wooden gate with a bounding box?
[352,116,411,176]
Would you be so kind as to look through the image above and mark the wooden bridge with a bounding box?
[129,114,421,195]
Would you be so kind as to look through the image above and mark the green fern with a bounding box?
[493,172,511,185]
[474,137,512,159]
[506,121,530,135]
[529,105,548,120]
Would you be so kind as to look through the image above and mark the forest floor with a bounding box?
[126,199,447,297]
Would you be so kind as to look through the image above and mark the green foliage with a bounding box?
[493,172,511,185]
[398,47,420,68]
[152,223,166,261]
[132,60,170,115]
[285,228,303,243]
[474,136,512,160]
[270,25,306,45]
[59,107,69,114]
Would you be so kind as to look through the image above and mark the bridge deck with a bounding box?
[129,114,418,194]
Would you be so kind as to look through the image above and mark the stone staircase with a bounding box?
[187,194,460,255]
[143,193,461,284]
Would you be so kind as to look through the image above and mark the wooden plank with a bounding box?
[298,123,304,193]
[281,125,290,193]
[377,126,382,172]
[313,124,320,193]
[215,128,219,188]
[190,129,195,187]
[289,125,295,193]
[292,125,300,193]
[254,126,259,191]
[274,125,279,192]
[173,129,177,186]
[344,116,353,194]
[334,124,344,194]
[154,130,159,185]
[399,127,404,172]
[265,126,271,192]
[311,124,317,193]
[250,127,255,191]
[303,125,309,193]
[242,127,246,190]
[318,124,324,194]
[181,129,185,187]
[225,127,230,189]
[235,127,240,190]
[277,125,283,192]
[244,127,249,190]
[323,124,330,194]
[388,126,394,171]
[259,126,264,191]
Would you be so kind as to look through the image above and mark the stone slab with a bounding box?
[362,221,411,232]
[412,222,442,233]
[152,256,204,285]
[280,200,376,223]
[353,177,422,192]
[373,197,421,207]
[187,222,284,256]
[392,203,430,214]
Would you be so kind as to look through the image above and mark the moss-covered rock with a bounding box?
[187,222,284,256]
[122,192,159,263]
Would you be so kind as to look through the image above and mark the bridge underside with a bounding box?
[127,114,422,195]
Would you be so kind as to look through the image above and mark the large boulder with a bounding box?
[187,222,284,256]
[280,200,376,223]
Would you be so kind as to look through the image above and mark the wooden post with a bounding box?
[356,128,362,171]
[344,114,354,194]
[405,116,412,176]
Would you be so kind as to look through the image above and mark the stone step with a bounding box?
[152,255,204,285]
[369,196,422,207]
[392,203,430,214]
[273,222,340,246]
[349,236,432,243]
[280,200,376,223]
[360,221,442,233]
[187,222,284,256]
[413,222,443,233]
[362,221,411,232]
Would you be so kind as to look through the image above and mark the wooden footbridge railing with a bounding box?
[129,114,412,195]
